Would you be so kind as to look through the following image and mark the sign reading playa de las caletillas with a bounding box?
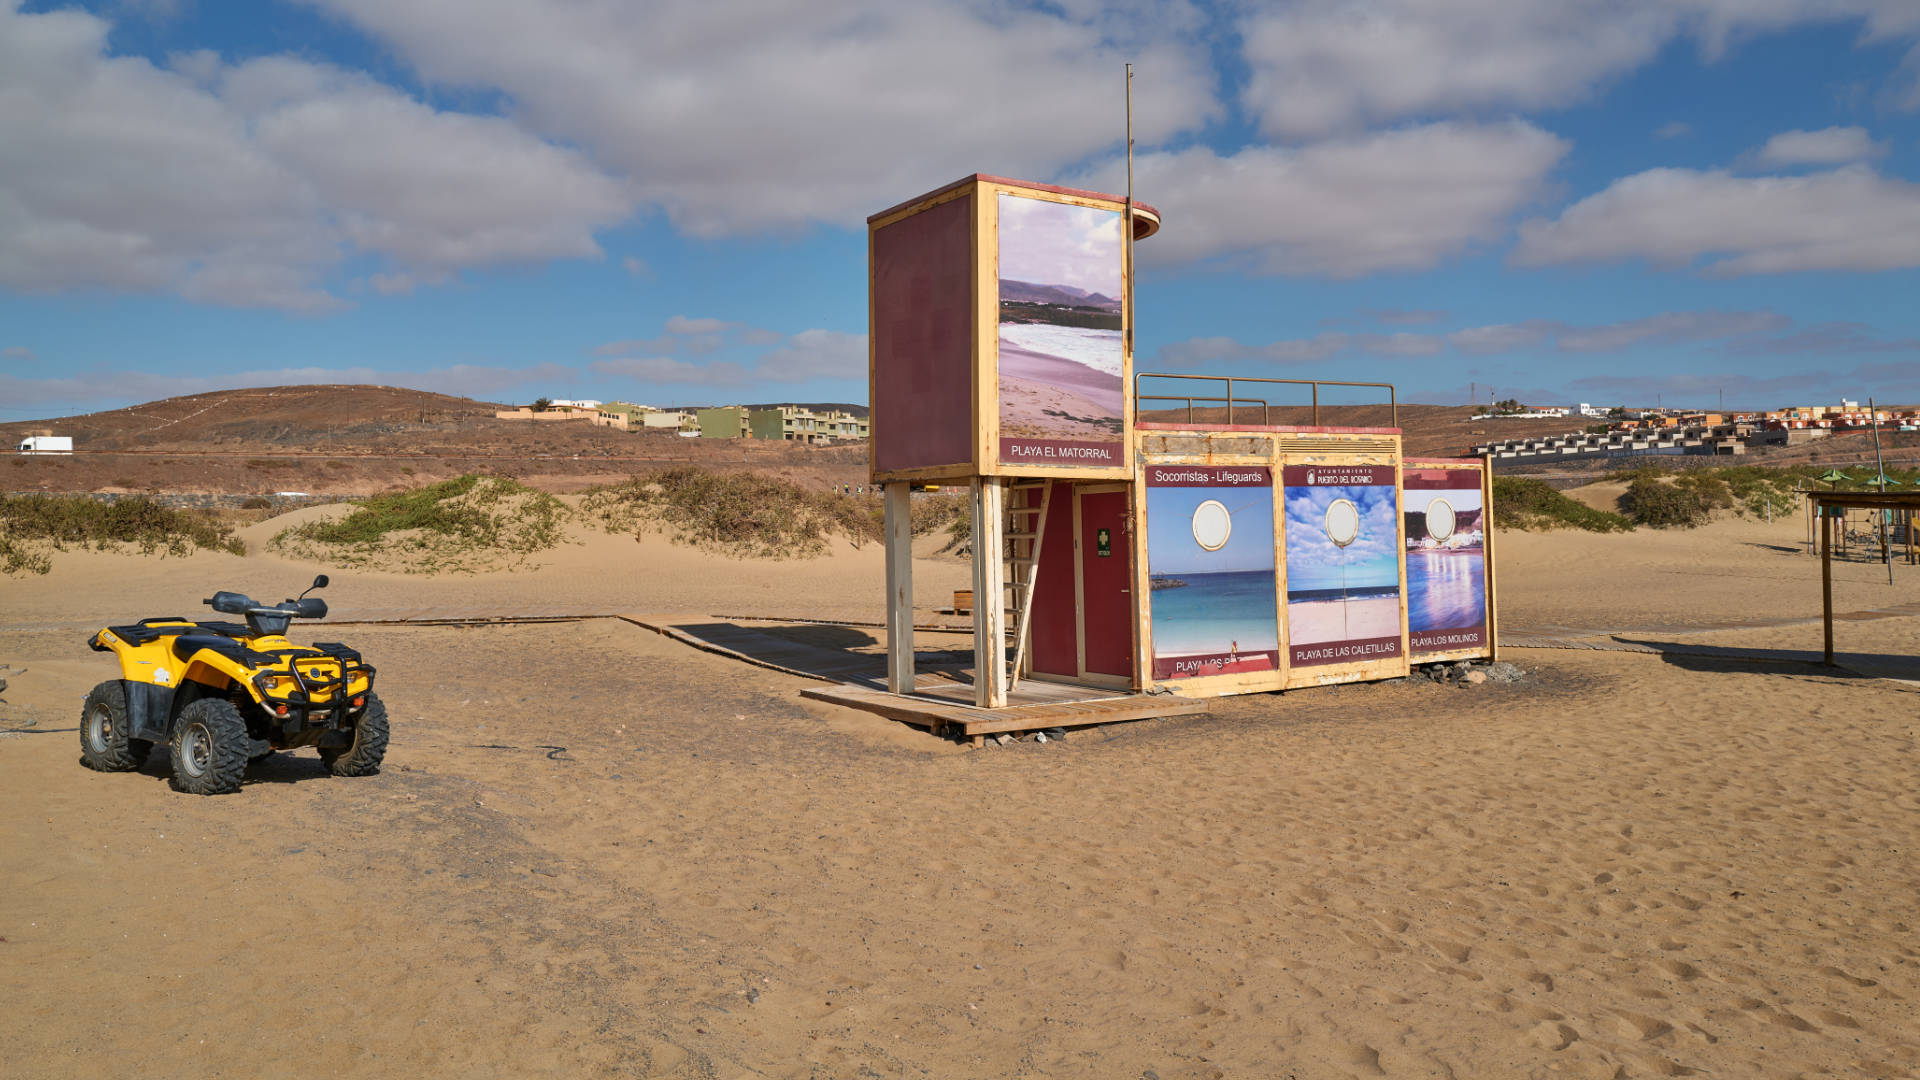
[1282,464,1401,667]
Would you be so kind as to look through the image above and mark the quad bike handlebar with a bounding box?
[202,574,329,634]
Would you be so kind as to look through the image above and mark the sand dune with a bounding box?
[4,509,1918,1077]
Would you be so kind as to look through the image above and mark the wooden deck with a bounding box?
[802,676,1208,741]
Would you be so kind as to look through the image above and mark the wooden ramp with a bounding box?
[803,676,1207,742]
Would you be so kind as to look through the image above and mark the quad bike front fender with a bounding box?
[122,680,176,743]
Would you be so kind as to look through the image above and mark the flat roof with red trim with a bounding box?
[868,173,1161,240]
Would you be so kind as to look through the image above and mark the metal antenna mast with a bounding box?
[1124,63,1135,359]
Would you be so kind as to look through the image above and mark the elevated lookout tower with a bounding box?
[856,174,1499,732]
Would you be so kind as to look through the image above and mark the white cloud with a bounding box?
[1654,121,1693,140]
[1360,308,1447,326]
[1237,1,1920,138]
[238,58,629,270]
[1240,1,1674,138]
[621,255,650,277]
[1082,122,1567,276]
[1447,323,1552,354]
[665,316,733,336]
[1513,165,1920,274]
[307,0,1218,235]
[1566,360,1920,401]
[588,355,747,387]
[2,345,37,361]
[1753,126,1885,166]
[588,327,866,387]
[1157,309,1800,366]
[0,2,630,312]
[1555,310,1790,351]
[756,329,867,381]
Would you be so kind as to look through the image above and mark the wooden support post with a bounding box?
[1821,508,1834,666]
[971,477,1008,708]
[884,481,914,695]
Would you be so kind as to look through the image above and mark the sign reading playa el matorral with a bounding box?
[1282,464,1402,668]
[996,193,1125,469]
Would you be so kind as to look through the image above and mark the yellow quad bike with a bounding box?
[81,574,385,795]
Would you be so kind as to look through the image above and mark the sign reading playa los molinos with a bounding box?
[1282,464,1402,668]
[996,193,1126,470]
[1403,464,1490,659]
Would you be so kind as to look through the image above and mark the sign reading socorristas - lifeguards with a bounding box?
[1145,465,1280,682]
[1281,464,1402,667]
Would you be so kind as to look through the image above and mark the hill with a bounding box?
[3,385,867,496]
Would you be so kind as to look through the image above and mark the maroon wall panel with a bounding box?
[1029,481,1079,677]
[872,194,974,475]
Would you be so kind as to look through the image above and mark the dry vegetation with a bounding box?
[0,494,245,576]
[269,475,570,574]
[583,467,884,559]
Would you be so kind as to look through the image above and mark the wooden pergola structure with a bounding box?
[1808,490,1920,664]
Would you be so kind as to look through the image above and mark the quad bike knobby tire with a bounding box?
[79,680,151,772]
[321,692,388,777]
[169,698,250,795]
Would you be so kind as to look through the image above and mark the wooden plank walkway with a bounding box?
[801,677,1208,741]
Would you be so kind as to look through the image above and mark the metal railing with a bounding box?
[1134,373,1398,429]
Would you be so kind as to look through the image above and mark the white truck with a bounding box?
[17,435,73,455]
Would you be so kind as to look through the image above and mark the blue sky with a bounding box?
[1284,484,1400,592]
[5,0,1920,420]
[1145,485,1276,576]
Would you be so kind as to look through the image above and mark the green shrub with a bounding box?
[584,467,881,559]
[270,475,570,573]
[1491,477,1631,532]
[0,494,245,576]
[1619,474,1729,528]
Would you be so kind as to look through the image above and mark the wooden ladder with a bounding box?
[1003,480,1053,691]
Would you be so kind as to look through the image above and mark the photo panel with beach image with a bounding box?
[1403,467,1488,655]
[996,193,1125,469]
[1144,465,1279,681]
[1282,465,1402,667]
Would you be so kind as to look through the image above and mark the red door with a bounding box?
[1079,490,1133,678]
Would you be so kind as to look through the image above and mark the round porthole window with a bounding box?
[1426,497,1456,541]
[1324,497,1360,548]
[1192,499,1232,551]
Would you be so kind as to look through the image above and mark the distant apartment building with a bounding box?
[493,402,631,430]
[696,404,869,441]
[697,406,752,439]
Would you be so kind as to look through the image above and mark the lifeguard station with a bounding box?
[804,174,1499,740]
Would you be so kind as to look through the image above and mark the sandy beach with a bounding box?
[4,499,1919,1077]
[997,345,1124,442]
[1287,593,1403,644]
